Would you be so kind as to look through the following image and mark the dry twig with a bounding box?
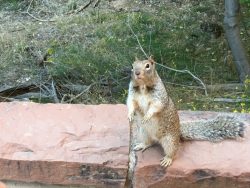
[51,79,59,103]
[197,97,250,103]
[127,15,208,96]
[67,0,94,14]
[0,96,17,102]
[22,0,55,22]
[206,83,244,92]
[62,83,94,103]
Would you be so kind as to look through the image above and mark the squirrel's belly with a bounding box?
[137,94,150,114]
[143,118,160,141]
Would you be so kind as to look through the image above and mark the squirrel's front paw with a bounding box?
[134,143,152,152]
[128,112,134,122]
[133,143,146,151]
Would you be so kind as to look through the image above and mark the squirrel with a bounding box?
[126,56,245,167]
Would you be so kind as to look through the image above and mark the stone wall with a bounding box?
[0,102,249,188]
[0,103,129,188]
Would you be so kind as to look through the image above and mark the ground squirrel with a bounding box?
[127,56,245,167]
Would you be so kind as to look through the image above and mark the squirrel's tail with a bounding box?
[180,115,245,142]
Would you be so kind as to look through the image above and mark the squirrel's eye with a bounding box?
[145,64,150,69]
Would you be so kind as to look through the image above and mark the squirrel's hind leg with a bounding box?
[133,126,154,151]
[159,134,179,167]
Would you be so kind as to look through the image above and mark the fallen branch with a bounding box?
[127,15,208,96]
[206,83,244,92]
[63,84,91,93]
[14,92,52,100]
[0,84,39,98]
[67,0,94,14]
[22,0,55,22]
[25,11,55,22]
[10,27,25,32]
[75,0,93,13]
[196,97,250,103]
[213,98,250,103]
[0,96,17,102]
[62,84,94,103]
[164,81,204,90]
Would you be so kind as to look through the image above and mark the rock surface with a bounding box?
[0,102,250,188]
[0,102,129,187]
[0,182,6,188]
[134,111,250,188]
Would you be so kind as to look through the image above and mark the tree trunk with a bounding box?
[224,0,250,82]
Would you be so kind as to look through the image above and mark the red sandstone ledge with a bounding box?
[0,102,249,188]
[0,102,129,187]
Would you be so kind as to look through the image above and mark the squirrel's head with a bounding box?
[131,56,156,85]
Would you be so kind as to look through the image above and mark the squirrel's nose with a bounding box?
[135,71,140,76]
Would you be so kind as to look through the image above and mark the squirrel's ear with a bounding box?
[148,55,155,64]
[135,57,139,61]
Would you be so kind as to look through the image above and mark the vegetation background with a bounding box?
[0,0,249,112]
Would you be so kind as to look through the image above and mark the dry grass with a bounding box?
[0,0,249,112]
